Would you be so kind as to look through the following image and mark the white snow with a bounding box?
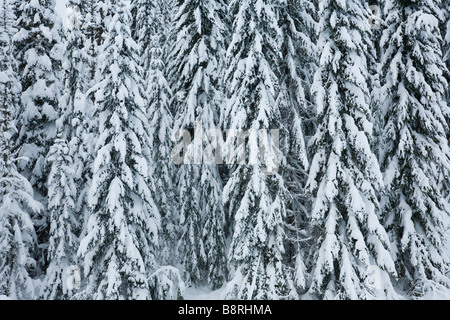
[183,286,226,300]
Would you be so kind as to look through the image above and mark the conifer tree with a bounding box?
[444,9,450,107]
[131,0,153,71]
[12,0,64,197]
[84,0,99,82]
[12,0,64,273]
[368,0,384,158]
[169,0,227,289]
[147,32,177,266]
[58,1,96,243]
[446,20,450,75]
[306,0,397,299]
[78,0,159,300]
[41,137,79,300]
[380,0,450,297]
[0,0,42,298]
[278,0,316,292]
[131,0,178,268]
[222,0,299,300]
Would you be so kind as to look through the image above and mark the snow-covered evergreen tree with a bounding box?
[12,0,64,274]
[94,0,109,47]
[84,0,99,82]
[175,164,205,286]
[170,0,227,289]
[277,0,316,293]
[80,0,110,84]
[59,0,97,247]
[222,0,299,300]
[130,0,153,70]
[368,0,384,159]
[130,0,178,268]
[147,34,177,266]
[12,0,64,196]
[0,0,42,298]
[446,19,450,72]
[444,9,450,107]
[43,2,99,299]
[306,0,397,299]
[380,0,450,297]
[78,0,160,300]
[41,137,79,300]
[148,266,185,300]
[56,0,84,216]
[59,0,90,134]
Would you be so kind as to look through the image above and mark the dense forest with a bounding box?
[0,0,449,300]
